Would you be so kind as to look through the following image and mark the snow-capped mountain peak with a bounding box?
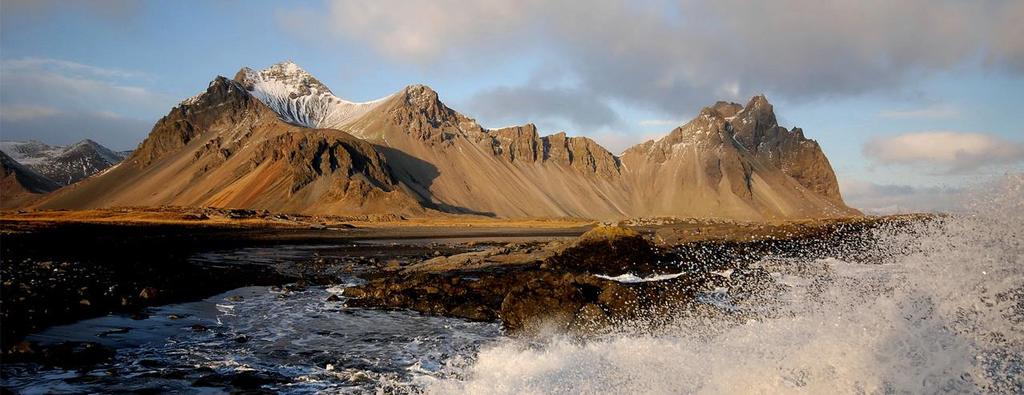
[232,61,390,131]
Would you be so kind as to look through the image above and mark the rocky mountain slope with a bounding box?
[1,151,60,209]
[33,61,858,220]
[37,76,422,216]
[0,139,128,185]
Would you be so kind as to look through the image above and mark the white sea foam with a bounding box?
[594,272,686,283]
[426,174,1024,394]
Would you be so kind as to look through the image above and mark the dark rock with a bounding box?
[98,327,131,337]
[139,287,160,300]
[37,341,115,368]
[130,312,150,320]
[192,370,287,391]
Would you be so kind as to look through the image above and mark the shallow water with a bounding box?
[3,284,501,393]
[3,177,1022,394]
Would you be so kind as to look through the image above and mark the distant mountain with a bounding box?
[0,139,128,185]
[34,61,859,220]
[1,151,60,209]
[0,140,65,166]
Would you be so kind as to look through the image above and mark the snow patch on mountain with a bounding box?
[0,140,65,166]
[235,61,391,133]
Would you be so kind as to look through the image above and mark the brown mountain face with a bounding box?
[33,62,858,220]
[618,100,851,219]
[728,95,844,203]
[1,151,60,209]
[36,76,422,216]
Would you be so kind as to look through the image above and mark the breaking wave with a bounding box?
[425,175,1024,394]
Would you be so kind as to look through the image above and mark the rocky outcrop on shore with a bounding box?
[343,216,929,334]
[344,227,769,334]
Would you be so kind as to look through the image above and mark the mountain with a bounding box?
[37,76,422,215]
[1,151,60,209]
[34,61,858,220]
[0,139,128,185]
[0,140,65,166]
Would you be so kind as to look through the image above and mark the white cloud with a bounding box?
[863,131,1024,173]
[878,104,961,119]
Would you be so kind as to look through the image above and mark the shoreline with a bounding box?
[0,209,933,354]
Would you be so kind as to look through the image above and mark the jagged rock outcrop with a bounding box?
[728,95,844,203]
[488,125,621,177]
[134,77,259,167]
[35,61,858,220]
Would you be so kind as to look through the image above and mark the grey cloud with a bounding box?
[0,57,171,148]
[467,85,621,131]
[285,0,1024,120]
[0,58,170,115]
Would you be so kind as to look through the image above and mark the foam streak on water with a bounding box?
[427,175,1024,394]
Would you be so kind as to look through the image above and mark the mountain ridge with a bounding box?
[28,61,858,220]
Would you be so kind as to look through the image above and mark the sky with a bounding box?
[1,0,1022,213]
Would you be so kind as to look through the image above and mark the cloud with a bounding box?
[840,178,964,215]
[304,1,539,61]
[281,0,1024,121]
[0,58,168,114]
[0,57,170,149]
[863,131,1024,173]
[0,105,59,122]
[878,104,961,119]
[468,85,620,131]
[2,57,149,80]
